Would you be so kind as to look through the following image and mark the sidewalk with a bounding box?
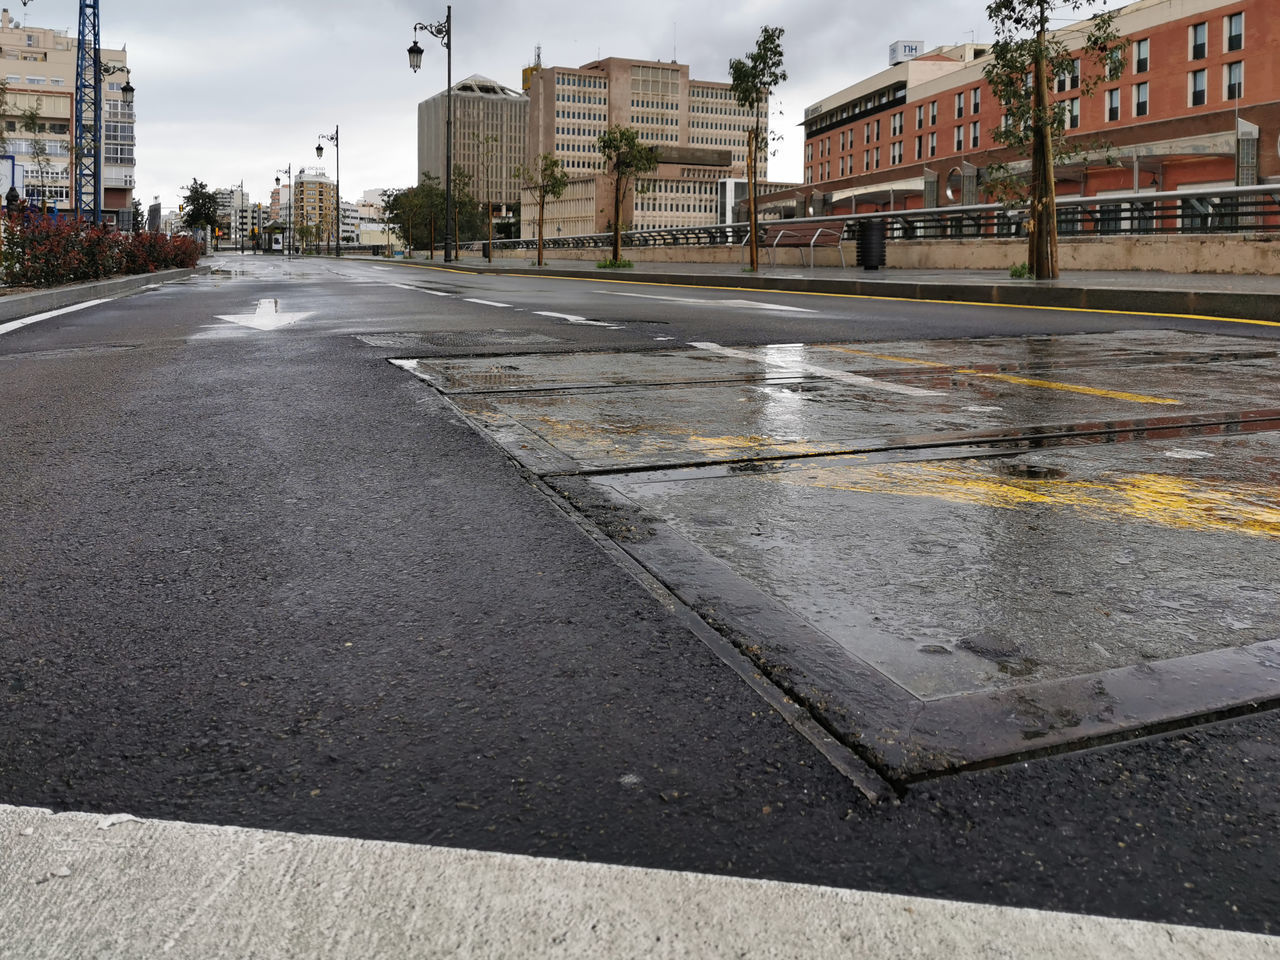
[408,254,1280,324]
[5,803,1278,960]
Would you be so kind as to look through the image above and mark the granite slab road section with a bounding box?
[3,804,1279,960]
[0,266,207,326]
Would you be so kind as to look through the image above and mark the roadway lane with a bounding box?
[1,253,1278,935]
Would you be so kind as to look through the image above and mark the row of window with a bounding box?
[808,58,1249,178]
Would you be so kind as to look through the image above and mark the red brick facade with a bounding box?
[790,0,1277,214]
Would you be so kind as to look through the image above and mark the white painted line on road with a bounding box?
[0,299,112,337]
[534,311,586,321]
[215,299,314,331]
[600,290,817,313]
[688,342,947,398]
[533,312,626,329]
[389,283,451,296]
[464,298,511,308]
[1,804,1271,960]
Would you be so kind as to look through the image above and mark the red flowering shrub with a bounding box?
[2,213,201,287]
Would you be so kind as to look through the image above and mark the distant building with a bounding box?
[521,55,779,238]
[0,6,134,224]
[417,74,528,208]
[790,0,1278,215]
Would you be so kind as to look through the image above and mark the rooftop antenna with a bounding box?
[533,43,541,68]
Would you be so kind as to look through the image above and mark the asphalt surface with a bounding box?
[2,253,1279,936]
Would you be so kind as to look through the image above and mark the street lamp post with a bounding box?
[275,164,291,260]
[316,126,340,257]
[408,8,453,263]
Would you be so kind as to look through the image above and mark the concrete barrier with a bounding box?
[0,266,206,324]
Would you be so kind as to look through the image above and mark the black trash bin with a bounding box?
[482,241,491,259]
[857,219,886,270]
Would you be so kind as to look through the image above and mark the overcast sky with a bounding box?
[23,0,1125,209]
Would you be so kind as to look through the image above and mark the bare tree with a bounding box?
[730,26,787,272]
[517,153,569,267]
[984,0,1126,279]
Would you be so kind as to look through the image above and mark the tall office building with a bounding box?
[417,74,528,208]
[521,56,773,237]
[0,6,134,224]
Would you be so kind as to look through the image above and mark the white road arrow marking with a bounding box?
[215,299,313,331]
[688,342,946,397]
[599,291,816,313]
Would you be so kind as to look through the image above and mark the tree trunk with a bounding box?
[1028,18,1059,280]
[537,197,545,267]
[612,176,623,264]
[747,128,759,272]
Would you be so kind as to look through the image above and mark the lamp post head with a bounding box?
[316,143,324,159]
[275,176,280,187]
[408,39,424,73]
[121,78,134,105]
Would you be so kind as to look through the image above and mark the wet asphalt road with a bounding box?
[2,254,1278,935]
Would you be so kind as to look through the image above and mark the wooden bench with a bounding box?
[745,222,847,268]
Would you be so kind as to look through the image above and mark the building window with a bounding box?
[1190,68,1207,106]
[864,122,871,144]
[1226,12,1243,52]
[929,100,937,125]
[873,147,880,169]
[890,141,903,165]
[915,135,922,160]
[928,131,936,157]
[915,104,924,129]
[891,112,903,136]
[1225,61,1243,100]
[970,120,980,148]
[1134,38,1149,73]
[1057,59,1081,93]
[954,125,964,150]
[1067,97,1080,129]
[1105,88,1120,121]
[1134,81,1149,117]
[971,87,981,114]
[955,92,965,118]
[1190,22,1207,60]
[874,119,880,140]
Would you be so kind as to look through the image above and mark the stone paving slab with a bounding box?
[395,330,1280,779]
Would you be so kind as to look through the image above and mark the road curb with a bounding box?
[350,256,1280,324]
[0,265,209,324]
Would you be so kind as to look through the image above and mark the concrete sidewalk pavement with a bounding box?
[4,803,1278,960]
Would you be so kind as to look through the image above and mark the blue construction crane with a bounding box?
[70,1,131,223]
[73,0,100,220]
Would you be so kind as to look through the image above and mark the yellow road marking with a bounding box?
[774,461,1280,539]
[822,346,950,368]
[821,346,1182,404]
[955,370,1182,405]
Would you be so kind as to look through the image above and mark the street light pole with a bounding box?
[409,7,452,263]
[275,164,291,260]
[316,125,340,257]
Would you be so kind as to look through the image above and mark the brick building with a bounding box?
[783,0,1276,216]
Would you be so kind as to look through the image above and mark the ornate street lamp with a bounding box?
[316,126,341,257]
[409,9,453,262]
[275,164,291,259]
